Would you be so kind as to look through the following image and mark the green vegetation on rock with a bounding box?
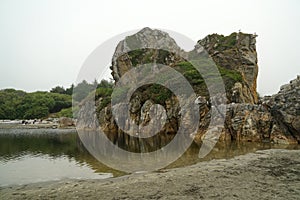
[207,32,238,51]
[216,32,237,49]
[174,60,243,96]
[148,84,173,104]
[95,86,113,112]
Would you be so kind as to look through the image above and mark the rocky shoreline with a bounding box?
[0,117,76,132]
[1,28,299,199]
[1,148,299,200]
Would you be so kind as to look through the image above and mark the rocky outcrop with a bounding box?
[196,32,259,104]
[194,76,300,145]
[77,28,299,151]
[111,27,184,83]
[111,29,257,104]
[264,75,300,143]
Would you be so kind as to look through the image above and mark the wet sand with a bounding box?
[1,149,299,200]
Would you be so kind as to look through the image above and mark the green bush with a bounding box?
[173,60,243,96]
[141,84,173,104]
[218,66,243,82]
[0,89,72,119]
[56,107,73,118]
[23,106,49,119]
[215,32,237,50]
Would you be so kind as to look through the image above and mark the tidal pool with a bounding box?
[0,131,122,186]
[0,130,298,186]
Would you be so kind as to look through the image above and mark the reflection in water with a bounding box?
[0,132,124,186]
[0,154,113,186]
[0,131,299,186]
[166,141,300,169]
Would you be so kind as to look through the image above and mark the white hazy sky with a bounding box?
[0,0,299,95]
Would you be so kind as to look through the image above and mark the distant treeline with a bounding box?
[0,79,113,120]
[0,89,72,120]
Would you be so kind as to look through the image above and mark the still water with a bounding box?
[0,130,298,187]
[0,131,124,187]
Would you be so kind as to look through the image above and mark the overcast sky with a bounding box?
[0,0,299,95]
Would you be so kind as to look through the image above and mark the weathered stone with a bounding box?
[77,28,299,151]
[196,32,258,104]
[59,117,75,127]
[111,27,184,82]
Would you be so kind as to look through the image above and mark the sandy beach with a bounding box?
[1,149,299,200]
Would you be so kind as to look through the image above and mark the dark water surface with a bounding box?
[0,130,298,186]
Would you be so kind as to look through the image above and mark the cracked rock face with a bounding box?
[196,32,259,104]
[77,28,299,150]
[264,75,300,143]
[112,28,258,104]
[111,27,184,83]
[198,75,300,145]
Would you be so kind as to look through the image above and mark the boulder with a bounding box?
[59,117,75,127]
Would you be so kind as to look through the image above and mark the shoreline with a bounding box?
[0,123,76,135]
[0,128,77,135]
[1,149,299,199]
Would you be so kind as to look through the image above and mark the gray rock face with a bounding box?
[196,32,259,104]
[264,75,300,143]
[77,28,299,150]
[196,75,300,145]
[111,27,183,82]
[111,28,258,104]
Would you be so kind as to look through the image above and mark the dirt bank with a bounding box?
[1,149,299,199]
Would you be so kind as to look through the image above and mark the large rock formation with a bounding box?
[77,28,299,151]
[111,28,256,104]
[196,32,259,103]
